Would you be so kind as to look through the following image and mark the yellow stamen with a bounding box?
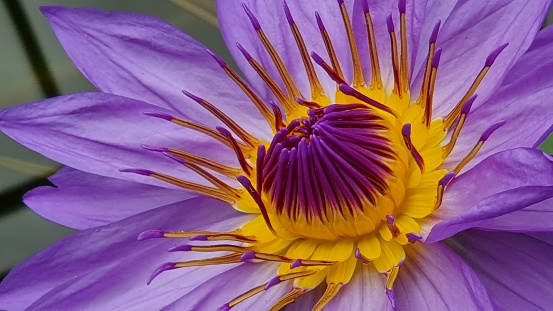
[245,6,303,102]
[187,244,252,253]
[167,148,242,178]
[150,172,236,203]
[400,11,409,93]
[237,43,298,115]
[312,282,343,311]
[424,52,440,127]
[209,51,275,127]
[363,5,383,90]
[388,19,402,97]
[316,12,345,81]
[184,91,260,147]
[285,3,328,103]
[338,0,365,88]
[267,288,305,311]
[226,284,266,309]
[174,254,242,268]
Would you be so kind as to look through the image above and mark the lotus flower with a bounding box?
[1,0,553,310]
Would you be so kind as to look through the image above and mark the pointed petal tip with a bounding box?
[236,43,253,61]
[207,49,227,68]
[398,0,406,13]
[182,90,203,103]
[265,276,282,290]
[143,112,174,121]
[216,126,232,137]
[119,168,153,176]
[137,229,165,240]
[167,244,192,252]
[147,262,177,285]
[485,43,509,67]
[290,259,303,269]
[386,14,395,32]
[480,120,507,141]
[432,48,442,68]
[242,4,261,30]
[240,251,257,262]
[439,172,456,187]
[189,235,209,241]
[401,123,412,137]
[141,144,168,152]
[283,1,294,24]
[218,304,232,311]
[461,95,478,114]
[315,11,325,31]
[429,20,442,44]
[162,152,186,165]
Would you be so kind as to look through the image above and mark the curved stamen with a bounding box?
[362,0,383,91]
[387,14,402,97]
[207,49,275,127]
[120,169,235,203]
[442,95,477,157]
[315,11,345,81]
[270,101,285,130]
[339,84,400,118]
[398,0,409,93]
[452,120,506,174]
[337,0,365,87]
[168,244,252,253]
[267,288,306,311]
[144,112,248,151]
[148,254,242,285]
[311,52,348,85]
[237,175,277,236]
[182,90,259,147]
[433,172,456,210]
[312,282,343,311]
[402,123,425,172]
[424,48,442,127]
[142,145,242,178]
[163,153,241,198]
[283,1,328,102]
[243,4,303,101]
[217,127,253,175]
[417,20,441,106]
[385,265,400,308]
[236,43,296,113]
[355,248,371,264]
[444,43,509,129]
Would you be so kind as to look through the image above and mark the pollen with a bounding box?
[124,0,508,309]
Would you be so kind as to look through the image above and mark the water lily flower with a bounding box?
[2,0,553,310]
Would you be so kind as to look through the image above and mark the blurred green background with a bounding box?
[0,0,552,283]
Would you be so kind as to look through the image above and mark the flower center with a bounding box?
[260,104,403,240]
[123,0,509,310]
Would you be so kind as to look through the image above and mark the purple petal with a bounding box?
[217,0,355,101]
[0,92,238,189]
[351,0,435,90]
[161,263,288,310]
[417,0,551,114]
[395,243,494,310]
[422,148,553,243]
[23,167,194,230]
[41,6,270,139]
[475,196,553,232]
[324,265,394,310]
[445,25,553,170]
[0,197,251,311]
[450,230,553,310]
